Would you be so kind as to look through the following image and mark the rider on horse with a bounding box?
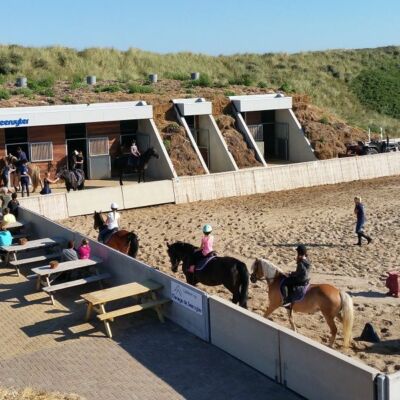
[188,224,215,273]
[128,140,141,167]
[98,202,120,243]
[281,245,311,306]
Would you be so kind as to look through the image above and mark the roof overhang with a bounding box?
[172,98,212,116]
[0,101,153,128]
[229,93,292,112]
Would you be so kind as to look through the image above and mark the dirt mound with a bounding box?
[153,103,205,176]
[216,115,262,168]
[292,94,369,159]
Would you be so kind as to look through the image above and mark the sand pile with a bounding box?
[216,114,262,168]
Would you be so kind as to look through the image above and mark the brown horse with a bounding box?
[93,211,139,258]
[4,155,40,192]
[250,258,354,348]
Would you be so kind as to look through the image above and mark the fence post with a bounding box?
[375,374,388,400]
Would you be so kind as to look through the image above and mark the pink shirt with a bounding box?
[201,235,214,256]
[78,244,91,259]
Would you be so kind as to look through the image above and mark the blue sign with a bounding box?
[0,118,29,127]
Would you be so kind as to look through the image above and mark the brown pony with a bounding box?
[250,258,354,348]
[4,155,40,192]
[93,211,139,258]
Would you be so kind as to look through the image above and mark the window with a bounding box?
[120,120,138,134]
[5,127,28,144]
[88,137,109,156]
[65,123,86,139]
[29,142,53,162]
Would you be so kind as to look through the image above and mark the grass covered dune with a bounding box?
[0,45,399,134]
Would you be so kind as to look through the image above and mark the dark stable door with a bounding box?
[261,110,275,157]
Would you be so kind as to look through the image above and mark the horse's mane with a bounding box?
[171,241,196,252]
[258,258,286,277]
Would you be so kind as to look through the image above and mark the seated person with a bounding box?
[8,193,20,219]
[0,222,12,246]
[2,208,16,224]
[61,240,78,262]
[0,187,12,213]
[77,238,91,259]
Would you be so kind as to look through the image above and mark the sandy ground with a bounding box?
[61,176,400,373]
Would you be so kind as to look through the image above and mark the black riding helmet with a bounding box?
[296,244,307,256]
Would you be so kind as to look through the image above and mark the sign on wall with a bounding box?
[171,281,203,315]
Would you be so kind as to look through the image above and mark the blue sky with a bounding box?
[1,0,399,54]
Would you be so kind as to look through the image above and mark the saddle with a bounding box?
[194,252,217,272]
[99,227,118,244]
[280,277,309,308]
[128,155,140,169]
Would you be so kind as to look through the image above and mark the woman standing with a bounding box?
[19,160,30,197]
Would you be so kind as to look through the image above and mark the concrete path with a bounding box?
[0,265,300,400]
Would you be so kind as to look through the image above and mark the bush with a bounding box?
[164,123,181,133]
[224,90,236,96]
[318,116,329,124]
[0,56,17,75]
[127,83,153,94]
[163,138,171,153]
[258,81,268,88]
[0,88,10,100]
[28,77,55,91]
[186,74,212,88]
[94,83,123,93]
[165,72,188,81]
[12,87,34,98]
[279,81,295,93]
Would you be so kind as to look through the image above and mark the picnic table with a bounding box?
[80,280,170,338]
[4,221,24,230]
[31,257,108,305]
[0,237,60,276]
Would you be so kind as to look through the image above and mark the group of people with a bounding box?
[61,239,91,261]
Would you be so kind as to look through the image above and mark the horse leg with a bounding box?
[119,170,123,186]
[322,312,338,347]
[263,303,279,319]
[287,308,297,332]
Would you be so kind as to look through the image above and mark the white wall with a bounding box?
[275,109,316,163]
[387,371,400,400]
[138,119,177,180]
[198,114,238,173]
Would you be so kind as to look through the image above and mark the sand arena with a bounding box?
[61,175,400,373]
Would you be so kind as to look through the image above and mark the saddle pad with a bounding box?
[280,277,310,304]
[195,256,216,272]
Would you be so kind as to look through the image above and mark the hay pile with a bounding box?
[216,115,262,168]
[0,387,83,400]
[292,94,369,159]
[153,103,205,176]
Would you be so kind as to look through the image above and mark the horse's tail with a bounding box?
[237,261,249,308]
[30,166,40,192]
[340,290,354,348]
[127,232,139,258]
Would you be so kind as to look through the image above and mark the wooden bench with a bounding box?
[97,298,170,322]
[43,273,111,293]
[10,252,60,268]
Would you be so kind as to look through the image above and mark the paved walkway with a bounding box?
[0,265,300,400]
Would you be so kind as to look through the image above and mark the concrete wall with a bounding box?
[209,296,281,381]
[18,207,210,341]
[19,180,175,220]
[138,118,177,180]
[275,109,316,163]
[198,114,238,173]
[230,95,292,112]
[279,327,378,400]
[173,98,212,116]
[387,371,400,400]
[209,295,380,400]
[231,107,267,166]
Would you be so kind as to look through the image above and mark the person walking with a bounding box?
[354,196,372,246]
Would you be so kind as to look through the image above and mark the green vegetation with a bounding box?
[0,45,398,133]
[0,88,10,100]
[27,77,55,96]
[351,65,400,120]
[127,83,153,94]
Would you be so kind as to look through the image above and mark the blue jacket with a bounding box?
[0,230,12,246]
[355,203,365,224]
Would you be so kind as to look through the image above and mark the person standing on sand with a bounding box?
[354,196,372,246]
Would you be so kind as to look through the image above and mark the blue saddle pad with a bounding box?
[280,277,309,304]
[195,255,216,271]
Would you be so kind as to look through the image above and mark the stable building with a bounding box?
[0,101,176,180]
[172,98,237,173]
[229,94,316,163]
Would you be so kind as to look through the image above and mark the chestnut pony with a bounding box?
[93,211,139,258]
[250,258,354,348]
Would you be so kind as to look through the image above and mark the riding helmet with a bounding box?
[110,202,119,210]
[203,224,212,234]
[296,244,307,255]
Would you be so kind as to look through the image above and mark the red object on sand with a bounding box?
[385,272,399,298]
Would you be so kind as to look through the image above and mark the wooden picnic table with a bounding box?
[4,221,24,230]
[31,257,108,305]
[0,237,60,276]
[80,280,170,338]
